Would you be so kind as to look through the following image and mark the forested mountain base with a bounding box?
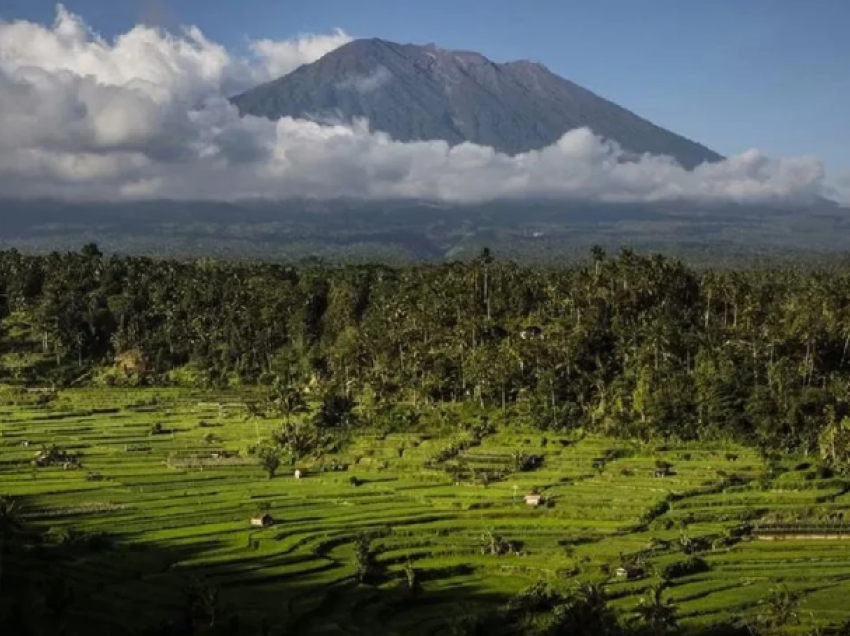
[3,246,850,635]
[1,244,849,456]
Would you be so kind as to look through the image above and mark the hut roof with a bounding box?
[524,493,543,505]
[251,513,274,527]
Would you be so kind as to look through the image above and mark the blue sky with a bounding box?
[3,0,849,177]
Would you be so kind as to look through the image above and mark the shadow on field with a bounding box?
[0,493,514,636]
[1,495,232,635]
[1,493,804,636]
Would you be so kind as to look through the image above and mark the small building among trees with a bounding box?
[250,514,274,528]
[524,493,544,507]
[615,565,644,580]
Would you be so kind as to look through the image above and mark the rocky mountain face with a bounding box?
[232,38,722,169]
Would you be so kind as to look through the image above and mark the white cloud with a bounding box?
[0,5,252,103]
[250,29,352,79]
[0,6,835,206]
[833,171,850,207]
[336,65,393,93]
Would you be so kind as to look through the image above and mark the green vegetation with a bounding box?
[1,391,850,634]
[2,246,850,634]
[1,245,849,457]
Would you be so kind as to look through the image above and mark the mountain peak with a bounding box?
[233,39,722,168]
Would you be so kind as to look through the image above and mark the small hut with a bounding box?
[615,565,643,580]
[524,493,544,507]
[250,514,274,528]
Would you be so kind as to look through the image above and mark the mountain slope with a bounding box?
[232,38,722,169]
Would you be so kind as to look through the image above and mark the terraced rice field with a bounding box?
[2,389,850,634]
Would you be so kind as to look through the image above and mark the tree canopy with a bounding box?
[2,245,850,458]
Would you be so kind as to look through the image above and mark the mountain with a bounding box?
[232,38,723,169]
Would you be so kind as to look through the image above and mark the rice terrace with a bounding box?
[4,247,850,635]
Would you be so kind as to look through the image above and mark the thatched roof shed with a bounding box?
[524,493,543,506]
[250,514,274,528]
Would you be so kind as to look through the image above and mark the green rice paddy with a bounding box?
[2,389,850,634]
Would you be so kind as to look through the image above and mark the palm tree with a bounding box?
[184,578,222,630]
[550,582,622,636]
[268,376,308,425]
[634,581,678,634]
[754,584,799,635]
[256,444,281,479]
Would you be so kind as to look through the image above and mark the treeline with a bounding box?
[2,245,850,456]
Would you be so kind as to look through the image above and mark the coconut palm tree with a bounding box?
[754,584,800,635]
[634,581,678,634]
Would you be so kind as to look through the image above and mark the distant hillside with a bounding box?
[1,197,849,267]
[232,38,723,169]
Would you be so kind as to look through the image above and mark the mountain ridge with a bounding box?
[232,37,723,169]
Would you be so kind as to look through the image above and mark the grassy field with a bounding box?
[2,388,850,634]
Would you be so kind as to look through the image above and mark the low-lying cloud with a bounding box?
[0,5,835,205]
[336,66,394,93]
[834,172,850,206]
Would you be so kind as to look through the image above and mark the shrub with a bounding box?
[660,556,709,579]
[256,444,281,479]
[46,527,112,551]
[512,452,543,473]
[507,581,561,613]
[817,465,835,479]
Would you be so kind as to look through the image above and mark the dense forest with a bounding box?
[1,244,850,461]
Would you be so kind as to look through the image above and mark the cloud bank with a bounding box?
[0,5,833,205]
